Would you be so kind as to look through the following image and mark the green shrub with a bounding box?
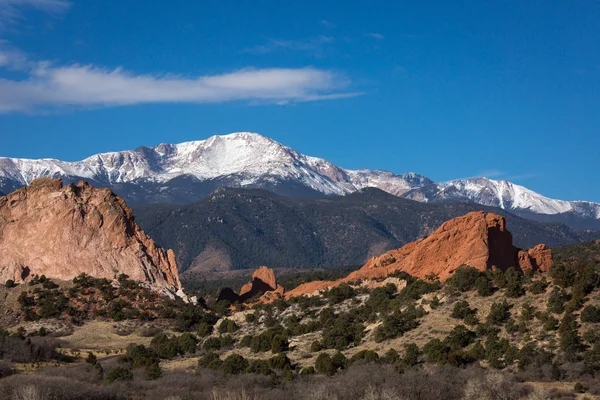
[150,334,182,359]
[197,352,222,370]
[176,333,198,354]
[581,305,600,323]
[85,352,97,365]
[423,338,447,363]
[451,300,476,320]
[547,287,570,314]
[218,319,239,334]
[350,349,380,363]
[529,278,549,295]
[485,332,514,369]
[549,263,576,288]
[583,330,600,345]
[250,326,285,353]
[403,343,421,367]
[382,348,400,364]
[300,366,315,376]
[271,334,289,354]
[315,353,335,376]
[221,354,249,375]
[325,284,356,304]
[269,353,292,370]
[559,313,583,360]
[197,322,213,337]
[574,382,587,393]
[322,313,364,350]
[203,337,222,351]
[491,269,507,288]
[475,276,493,297]
[240,335,252,347]
[5,280,15,289]
[446,265,480,292]
[310,340,323,352]
[331,352,347,371]
[374,309,418,342]
[126,344,159,368]
[542,314,558,331]
[583,343,600,374]
[487,301,511,325]
[104,367,133,383]
[444,325,476,351]
[145,362,162,380]
[505,267,525,298]
[248,359,274,375]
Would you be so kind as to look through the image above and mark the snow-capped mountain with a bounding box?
[404,177,600,222]
[1,132,599,229]
[0,132,427,199]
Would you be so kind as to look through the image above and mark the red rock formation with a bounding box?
[0,179,183,297]
[518,244,553,273]
[286,212,552,298]
[217,266,284,303]
[239,266,278,297]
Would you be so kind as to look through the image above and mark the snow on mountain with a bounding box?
[404,177,600,221]
[1,132,599,221]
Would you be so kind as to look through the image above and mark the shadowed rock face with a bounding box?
[286,212,553,298]
[217,266,284,303]
[0,178,183,297]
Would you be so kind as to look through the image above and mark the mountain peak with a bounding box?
[0,132,599,225]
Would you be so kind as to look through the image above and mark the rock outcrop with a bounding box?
[286,212,552,298]
[0,178,183,297]
[217,266,284,303]
[518,244,553,273]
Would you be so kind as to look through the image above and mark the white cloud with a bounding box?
[478,169,505,178]
[366,33,385,40]
[0,0,70,28]
[242,36,335,55]
[320,19,336,28]
[0,52,362,112]
[505,173,537,181]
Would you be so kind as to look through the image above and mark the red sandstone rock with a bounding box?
[0,179,183,297]
[518,244,553,273]
[239,265,282,300]
[286,212,552,299]
[218,266,284,304]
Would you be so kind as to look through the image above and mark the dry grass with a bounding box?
[58,320,154,351]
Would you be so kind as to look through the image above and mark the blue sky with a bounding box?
[1,0,599,201]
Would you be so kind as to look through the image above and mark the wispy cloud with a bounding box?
[320,19,336,28]
[504,173,537,181]
[477,169,505,178]
[466,170,537,182]
[0,0,70,28]
[366,33,385,40]
[0,49,362,113]
[242,36,335,56]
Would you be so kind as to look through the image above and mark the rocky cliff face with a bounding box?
[0,178,183,297]
[286,212,552,298]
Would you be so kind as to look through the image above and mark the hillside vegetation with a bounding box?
[2,246,600,399]
[135,188,596,273]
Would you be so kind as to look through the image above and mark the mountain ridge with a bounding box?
[134,187,598,274]
[2,132,599,229]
